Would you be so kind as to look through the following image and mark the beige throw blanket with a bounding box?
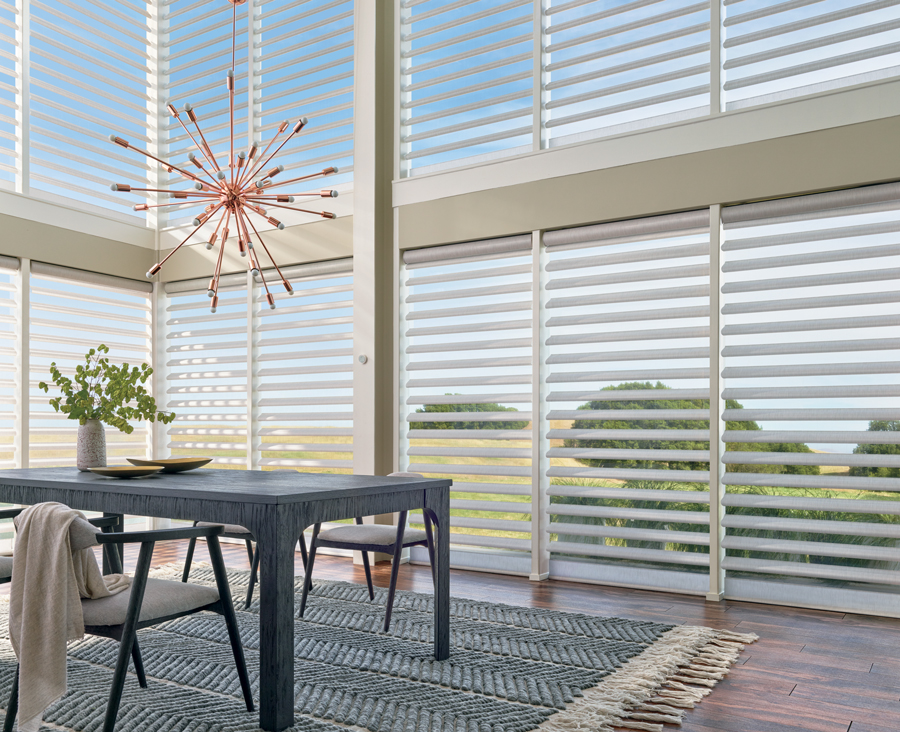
[9,502,130,732]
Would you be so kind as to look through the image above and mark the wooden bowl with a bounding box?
[126,457,213,473]
[89,466,164,479]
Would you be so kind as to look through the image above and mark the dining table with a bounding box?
[0,467,452,731]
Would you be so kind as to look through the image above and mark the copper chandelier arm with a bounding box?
[242,206,290,284]
[237,207,275,305]
[110,136,205,187]
[256,166,338,190]
[169,106,222,177]
[147,202,225,278]
[247,118,306,187]
[239,121,289,189]
[134,198,220,211]
[253,200,335,219]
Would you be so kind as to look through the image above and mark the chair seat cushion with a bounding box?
[0,555,11,580]
[317,524,428,547]
[196,521,253,538]
[82,578,220,627]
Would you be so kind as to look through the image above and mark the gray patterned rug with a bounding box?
[0,566,756,732]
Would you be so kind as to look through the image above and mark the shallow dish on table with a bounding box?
[88,466,164,479]
[126,457,213,473]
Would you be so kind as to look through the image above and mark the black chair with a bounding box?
[181,521,310,608]
[0,507,121,585]
[4,523,254,732]
[299,473,437,632]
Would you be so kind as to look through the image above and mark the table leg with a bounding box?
[255,507,300,732]
[424,486,450,660]
[102,512,124,574]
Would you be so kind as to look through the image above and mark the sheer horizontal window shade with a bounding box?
[401,236,533,566]
[29,265,152,468]
[0,0,17,188]
[0,264,15,469]
[722,0,900,110]
[256,0,354,194]
[399,0,534,175]
[543,210,712,584]
[164,276,249,468]
[256,258,353,472]
[720,180,900,587]
[544,0,712,146]
[163,0,249,227]
[28,0,151,218]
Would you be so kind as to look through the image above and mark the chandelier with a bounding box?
[109,0,338,312]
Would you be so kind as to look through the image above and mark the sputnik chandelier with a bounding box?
[108,0,338,313]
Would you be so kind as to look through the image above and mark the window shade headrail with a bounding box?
[403,234,532,266]
[165,258,354,295]
[0,255,18,272]
[165,271,246,295]
[31,262,152,294]
[543,209,710,249]
[275,258,353,282]
[723,181,900,226]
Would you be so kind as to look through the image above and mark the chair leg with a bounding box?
[3,664,18,732]
[361,548,375,600]
[104,541,154,732]
[245,544,260,609]
[299,524,320,618]
[131,636,148,688]
[423,512,437,590]
[383,511,408,633]
[244,539,254,565]
[207,536,254,712]
[298,531,313,592]
[181,537,197,583]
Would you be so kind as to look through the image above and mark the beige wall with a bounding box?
[156,214,354,283]
[0,211,155,280]
[396,116,900,250]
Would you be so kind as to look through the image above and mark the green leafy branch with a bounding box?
[38,344,176,434]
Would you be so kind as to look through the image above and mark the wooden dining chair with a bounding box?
[0,507,121,585]
[4,522,254,732]
[181,520,310,608]
[298,472,437,632]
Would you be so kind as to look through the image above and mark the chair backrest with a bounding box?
[14,507,100,553]
[388,471,424,479]
[70,516,101,553]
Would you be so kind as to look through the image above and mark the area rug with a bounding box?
[0,566,756,732]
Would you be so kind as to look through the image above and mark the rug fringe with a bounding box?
[536,626,757,732]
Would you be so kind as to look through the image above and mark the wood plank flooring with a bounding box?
[78,542,900,731]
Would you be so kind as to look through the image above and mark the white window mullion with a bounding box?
[247,270,259,469]
[15,0,28,194]
[708,203,725,600]
[13,257,26,469]
[530,229,549,580]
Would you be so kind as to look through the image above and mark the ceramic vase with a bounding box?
[77,419,106,471]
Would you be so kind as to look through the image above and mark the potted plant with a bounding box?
[38,344,176,471]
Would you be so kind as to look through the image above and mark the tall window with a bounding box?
[399,0,534,175]
[543,212,712,592]
[256,260,354,473]
[400,236,534,575]
[162,259,354,472]
[28,263,152,468]
[720,181,900,614]
[164,273,250,468]
[28,0,151,218]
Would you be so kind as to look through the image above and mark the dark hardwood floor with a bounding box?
[87,541,900,731]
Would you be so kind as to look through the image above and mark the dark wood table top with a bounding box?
[0,468,451,505]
